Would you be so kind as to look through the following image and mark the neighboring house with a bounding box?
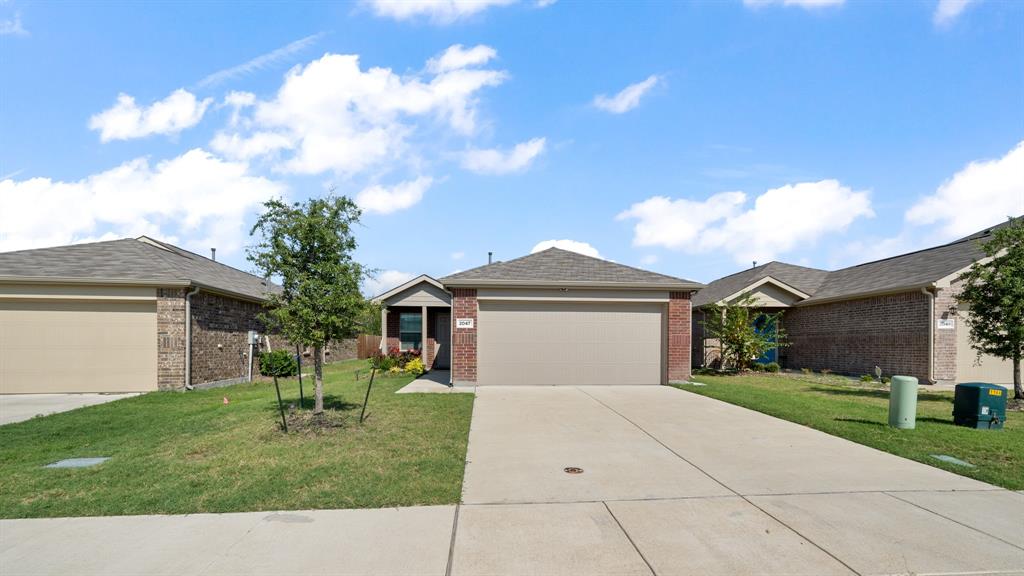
[0,237,352,394]
[692,219,1018,385]
[372,248,703,386]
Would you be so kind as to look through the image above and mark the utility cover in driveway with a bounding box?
[476,301,663,385]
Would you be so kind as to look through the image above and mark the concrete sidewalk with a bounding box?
[0,394,140,426]
[1,506,455,575]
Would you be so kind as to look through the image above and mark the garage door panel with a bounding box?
[1,300,157,394]
[477,300,663,386]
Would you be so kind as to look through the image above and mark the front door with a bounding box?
[434,311,451,369]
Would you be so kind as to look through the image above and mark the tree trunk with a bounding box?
[313,344,325,414]
[1014,354,1022,400]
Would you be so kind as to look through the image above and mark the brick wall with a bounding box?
[190,291,266,386]
[157,288,186,390]
[668,291,692,382]
[784,291,931,381]
[451,289,477,383]
[385,308,402,351]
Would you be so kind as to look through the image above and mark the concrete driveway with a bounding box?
[452,385,1024,576]
[0,393,139,425]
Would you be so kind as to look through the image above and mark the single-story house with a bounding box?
[0,237,353,394]
[372,248,703,386]
[692,219,1017,385]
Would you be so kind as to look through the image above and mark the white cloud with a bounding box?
[933,0,979,26]
[213,47,507,176]
[223,91,256,127]
[640,254,659,265]
[743,0,844,8]
[0,12,27,36]
[618,180,874,265]
[356,176,434,215]
[593,75,660,114]
[531,239,602,258]
[427,44,497,74]
[0,149,283,255]
[461,137,546,175]
[451,251,465,260]
[905,141,1024,240]
[197,33,324,88]
[364,270,416,297]
[89,89,213,142]
[365,0,517,23]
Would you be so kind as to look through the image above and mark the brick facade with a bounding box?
[157,288,357,391]
[157,288,187,391]
[451,288,478,383]
[668,291,693,382]
[784,291,931,381]
[190,291,267,386]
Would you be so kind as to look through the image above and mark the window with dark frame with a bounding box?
[399,312,422,351]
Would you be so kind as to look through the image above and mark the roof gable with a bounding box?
[692,261,828,307]
[440,248,702,290]
[371,275,450,306]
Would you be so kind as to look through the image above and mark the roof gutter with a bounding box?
[794,283,934,307]
[0,276,272,304]
[441,280,705,291]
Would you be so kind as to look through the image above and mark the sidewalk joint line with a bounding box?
[603,500,658,576]
[576,387,863,576]
[883,492,1024,552]
[444,503,461,576]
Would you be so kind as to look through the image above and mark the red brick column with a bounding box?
[451,289,478,383]
[385,309,401,352]
[668,291,692,382]
[156,288,186,390]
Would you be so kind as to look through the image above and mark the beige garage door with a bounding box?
[0,300,158,394]
[955,306,1013,384]
[477,300,664,386]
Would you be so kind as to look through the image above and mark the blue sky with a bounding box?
[1,0,1022,294]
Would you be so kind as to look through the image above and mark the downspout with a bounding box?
[921,287,936,384]
[184,285,200,391]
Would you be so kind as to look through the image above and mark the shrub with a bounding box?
[763,362,780,373]
[259,349,299,377]
[860,374,875,382]
[404,357,426,376]
[881,376,891,384]
[801,368,812,375]
[750,363,766,372]
[387,366,403,376]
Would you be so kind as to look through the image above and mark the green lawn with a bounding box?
[0,359,474,519]
[674,373,1023,490]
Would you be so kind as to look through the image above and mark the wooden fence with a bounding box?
[357,334,382,359]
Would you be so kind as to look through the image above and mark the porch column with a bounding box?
[380,308,388,352]
[422,305,430,368]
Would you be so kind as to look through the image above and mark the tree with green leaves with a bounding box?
[249,196,371,414]
[701,292,786,371]
[955,217,1024,400]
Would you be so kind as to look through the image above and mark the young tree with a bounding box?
[955,217,1024,400]
[249,196,370,414]
[701,292,785,370]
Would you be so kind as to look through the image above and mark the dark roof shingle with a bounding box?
[692,261,829,307]
[0,237,276,301]
[441,248,702,289]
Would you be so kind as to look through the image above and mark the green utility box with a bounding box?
[888,375,918,429]
[953,382,1007,430]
